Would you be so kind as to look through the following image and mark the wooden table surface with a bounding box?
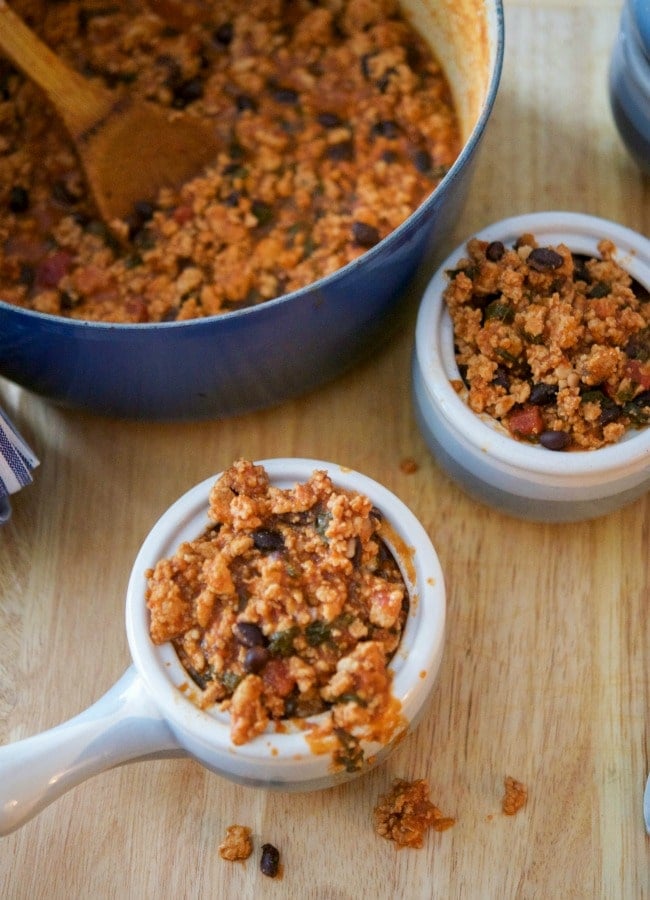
[1,1,649,897]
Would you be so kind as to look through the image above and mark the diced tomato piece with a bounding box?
[124,297,150,323]
[35,250,73,288]
[173,204,194,226]
[625,359,650,389]
[508,404,544,438]
[262,658,295,698]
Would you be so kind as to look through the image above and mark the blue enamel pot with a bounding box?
[0,0,504,420]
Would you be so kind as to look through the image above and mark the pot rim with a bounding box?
[415,211,650,479]
[125,458,446,768]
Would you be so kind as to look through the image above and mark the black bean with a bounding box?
[510,359,533,381]
[486,240,505,262]
[326,141,354,162]
[134,200,155,222]
[133,226,156,251]
[271,84,299,105]
[352,221,380,247]
[529,382,558,405]
[126,199,156,239]
[59,290,78,311]
[77,8,91,35]
[405,41,423,69]
[251,200,273,227]
[233,622,267,648]
[599,400,622,426]
[492,365,510,390]
[176,256,194,272]
[243,645,269,674]
[371,119,399,139]
[252,528,285,552]
[236,94,257,112]
[172,77,204,108]
[411,148,432,174]
[260,843,280,878]
[8,185,29,213]
[317,111,342,128]
[224,190,241,207]
[72,211,91,229]
[230,142,245,162]
[52,179,81,206]
[588,281,611,299]
[539,430,571,451]
[19,263,35,288]
[528,247,564,272]
[127,200,156,238]
[214,22,234,45]
[381,149,398,164]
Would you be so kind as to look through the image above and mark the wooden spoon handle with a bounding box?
[0,1,115,138]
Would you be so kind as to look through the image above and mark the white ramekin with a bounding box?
[413,212,650,522]
[0,459,446,835]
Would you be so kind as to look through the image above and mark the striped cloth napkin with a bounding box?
[0,407,39,524]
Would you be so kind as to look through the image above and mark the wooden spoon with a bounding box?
[0,2,221,227]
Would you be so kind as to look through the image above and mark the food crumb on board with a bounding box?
[399,457,419,474]
[373,777,455,848]
[260,842,281,878]
[502,776,528,816]
[219,824,253,861]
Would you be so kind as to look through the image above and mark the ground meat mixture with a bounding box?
[444,235,650,450]
[146,459,409,766]
[219,824,253,861]
[502,776,527,816]
[1,0,460,323]
[373,778,455,848]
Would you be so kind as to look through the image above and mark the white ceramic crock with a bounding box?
[0,459,446,836]
[413,212,650,522]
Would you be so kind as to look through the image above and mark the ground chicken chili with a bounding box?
[1,0,460,323]
[444,234,650,450]
[145,460,409,767]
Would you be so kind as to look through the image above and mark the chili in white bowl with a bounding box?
[413,211,650,522]
[0,458,446,835]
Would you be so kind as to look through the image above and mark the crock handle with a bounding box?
[0,666,183,836]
